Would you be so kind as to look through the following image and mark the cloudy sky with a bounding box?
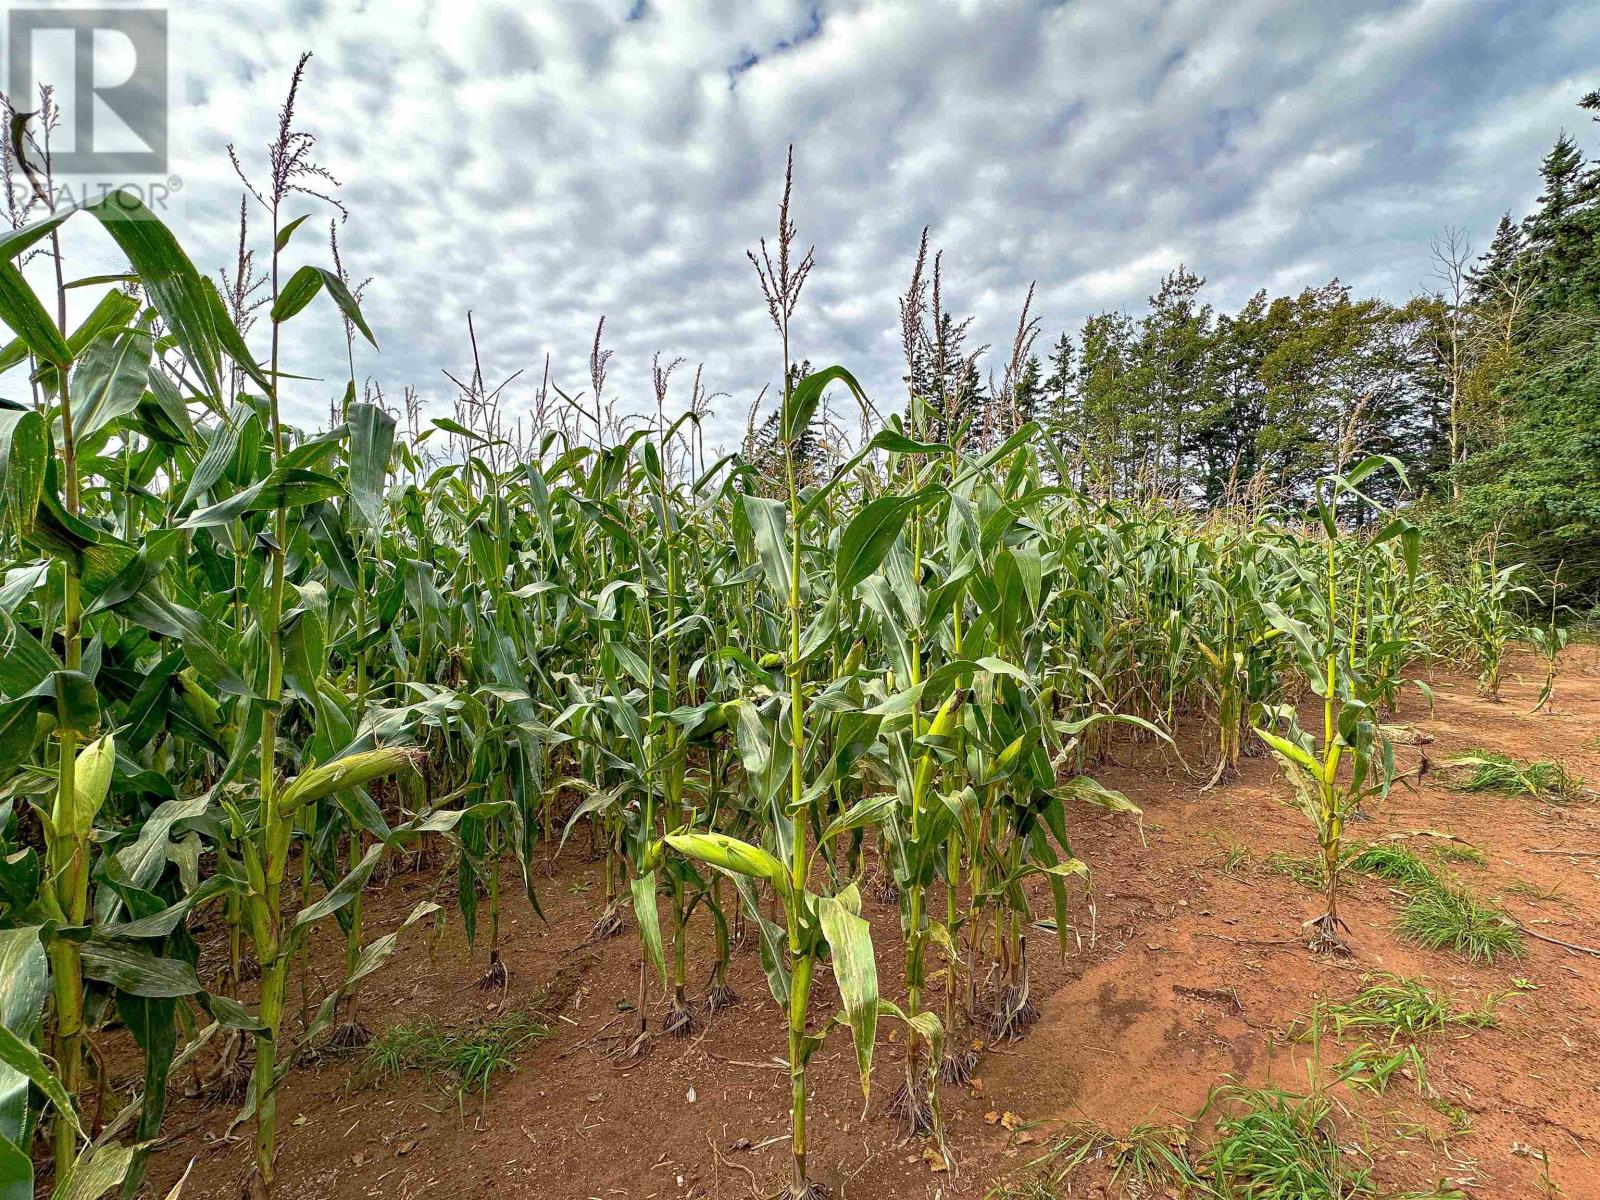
[34,0,1600,452]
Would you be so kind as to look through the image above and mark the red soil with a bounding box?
[141,648,1600,1200]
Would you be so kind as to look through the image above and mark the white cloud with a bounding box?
[12,0,1600,456]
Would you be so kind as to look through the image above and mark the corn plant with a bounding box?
[1528,566,1568,714]
[1254,458,1411,954]
[1440,535,1536,701]
[0,66,1545,1200]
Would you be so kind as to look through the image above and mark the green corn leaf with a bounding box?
[316,268,377,346]
[0,262,70,365]
[782,364,866,445]
[270,265,324,324]
[0,407,46,537]
[0,1022,79,1138]
[835,493,919,593]
[816,883,879,1101]
[70,327,153,443]
[630,870,666,985]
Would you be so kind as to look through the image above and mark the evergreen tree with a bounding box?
[1523,132,1600,311]
[1441,93,1600,606]
[1468,213,1526,303]
[1012,353,1045,425]
[1134,266,1213,497]
[1187,290,1270,504]
[1040,332,1080,482]
[1076,312,1137,499]
[745,359,826,489]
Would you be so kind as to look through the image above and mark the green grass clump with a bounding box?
[1398,885,1524,963]
[1429,841,1484,866]
[1015,1120,1196,1196]
[1218,843,1252,876]
[1296,974,1497,1097]
[1315,973,1493,1040]
[1506,878,1564,903]
[1331,1041,1428,1096]
[1347,843,1526,965]
[364,1007,548,1103]
[1196,1086,1373,1199]
[999,1090,1397,1199]
[1263,850,1325,889]
[1447,751,1587,803]
[1347,843,1437,889]
[982,1178,1054,1200]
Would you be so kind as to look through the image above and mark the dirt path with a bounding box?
[144,648,1600,1200]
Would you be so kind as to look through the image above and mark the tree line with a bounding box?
[880,89,1600,608]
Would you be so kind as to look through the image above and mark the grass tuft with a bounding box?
[1313,973,1494,1040]
[1347,843,1526,964]
[363,1007,548,1103]
[1446,751,1587,803]
[1218,843,1252,876]
[1398,885,1524,963]
[1296,974,1498,1097]
[1263,850,1325,889]
[1506,878,1564,903]
[1196,1085,1373,1199]
[1331,1040,1428,1096]
[1429,841,1484,866]
[988,1118,1196,1199]
[1347,843,1437,889]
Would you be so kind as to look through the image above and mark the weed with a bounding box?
[1297,974,1496,1098]
[1025,1119,1196,1195]
[1195,1085,1374,1199]
[1447,752,1588,803]
[1312,973,1494,1040]
[1263,850,1326,890]
[1425,1097,1473,1135]
[363,1008,547,1105]
[1399,885,1525,963]
[1429,841,1484,866]
[1347,843,1527,964]
[1218,843,1253,876]
[1332,1041,1428,1096]
[1347,844,1438,890]
[1506,878,1565,903]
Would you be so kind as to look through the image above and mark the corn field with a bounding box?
[0,66,1566,1200]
